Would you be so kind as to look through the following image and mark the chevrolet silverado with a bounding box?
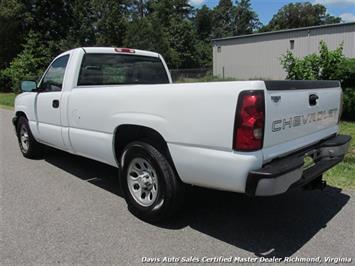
[13,47,351,222]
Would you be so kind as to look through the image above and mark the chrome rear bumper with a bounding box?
[246,134,351,196]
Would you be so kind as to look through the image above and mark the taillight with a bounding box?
[234,90,265,151]
[114,48,135,53]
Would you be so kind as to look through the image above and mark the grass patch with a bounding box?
[0,92,16,108]
[325,121,355,190]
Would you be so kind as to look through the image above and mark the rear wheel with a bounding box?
[120,141,185,223]
[16,116,43,158]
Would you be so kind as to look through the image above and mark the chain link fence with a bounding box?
[169,68,212,82]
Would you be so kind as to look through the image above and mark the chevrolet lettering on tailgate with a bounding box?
[272,108,338,132]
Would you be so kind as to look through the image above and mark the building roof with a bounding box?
[212,22,355,43]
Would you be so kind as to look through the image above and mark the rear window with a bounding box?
[77,54,169,86]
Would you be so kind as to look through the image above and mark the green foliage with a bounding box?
[60,0,97,49]
[194,41,212,68]
[149,0,192,27]
[124,0,199,69]
[325,121,355,190]
[0,71,12,93]
[195,5,213,41]
[168,19,198,68]
[91,0,130,47]
[343,88,355,121]
[131,0,149,18]
[0,0,344,93]
[280,51,322,80]
[336,58,355,88]
[234,0,261,35]
[281,41,355,120]
[210,0,261,38]
[0,0,28,69]
[261,2,341,32]
[280,41,345,80]
[124,16,172,62]
[318,41,345,80]
[2,32,50,93]
[212,0,235,38]
[0,92,16,108]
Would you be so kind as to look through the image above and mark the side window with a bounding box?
[40,55,69,92]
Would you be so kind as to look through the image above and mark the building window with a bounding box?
[217,46,221,53]
[290,40,295,50]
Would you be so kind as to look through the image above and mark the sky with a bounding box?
[189,0,355,24]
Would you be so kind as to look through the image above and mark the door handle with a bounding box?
[309,94,319,106]
[52,99,60,108]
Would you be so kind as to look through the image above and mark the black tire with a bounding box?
[16,116,43,159]
[120,141,185,223]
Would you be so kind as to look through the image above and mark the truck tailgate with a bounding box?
[262,81,341,162]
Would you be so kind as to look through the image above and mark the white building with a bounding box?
[212,22,355,80]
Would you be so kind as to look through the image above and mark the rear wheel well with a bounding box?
[114,125,176,171]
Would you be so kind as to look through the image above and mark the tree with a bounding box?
[195,5,213,40]
[318,41,345,80]
[149,0,191,27]
[234,0,261,35]
[194,40,212,68]
[27,0,73,56]
[131,0,149,18]
[60,0,96,49]
[173,0,193,19]
[281,41,355,120]
[212,0,235,38]
[280,41,345,80]
[0,0,28,68]
[91,0,130,47]
[0,0,220,87]
[2,31,51,92]
[125,0,200,68]
[194,5,214,67]
[262,2,341,32]
[168,18,198,68]
[124,15,171,61]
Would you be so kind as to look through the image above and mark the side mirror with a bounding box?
[21,80,37,92]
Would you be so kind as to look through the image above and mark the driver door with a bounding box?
[35,54,69,148]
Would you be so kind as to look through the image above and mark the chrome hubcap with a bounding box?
[127,158,158,207]
[20,125,29,152]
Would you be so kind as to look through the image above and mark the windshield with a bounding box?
[77,54,169,86]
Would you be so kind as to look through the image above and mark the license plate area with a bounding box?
[303,149,317,170]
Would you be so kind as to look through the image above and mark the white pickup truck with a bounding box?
[13,47,351,222]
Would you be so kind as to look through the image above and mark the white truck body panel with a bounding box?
[14,47,344,194]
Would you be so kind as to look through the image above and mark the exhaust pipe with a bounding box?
[304,176,327,191]
[314,180,327,190]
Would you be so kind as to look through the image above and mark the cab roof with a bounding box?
[81,47,160,58]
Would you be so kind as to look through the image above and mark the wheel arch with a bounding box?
[113,124,179,176]
[13,111,28,129]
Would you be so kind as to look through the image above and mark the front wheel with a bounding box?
[16,116,43,159]
[120,141,185,223]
